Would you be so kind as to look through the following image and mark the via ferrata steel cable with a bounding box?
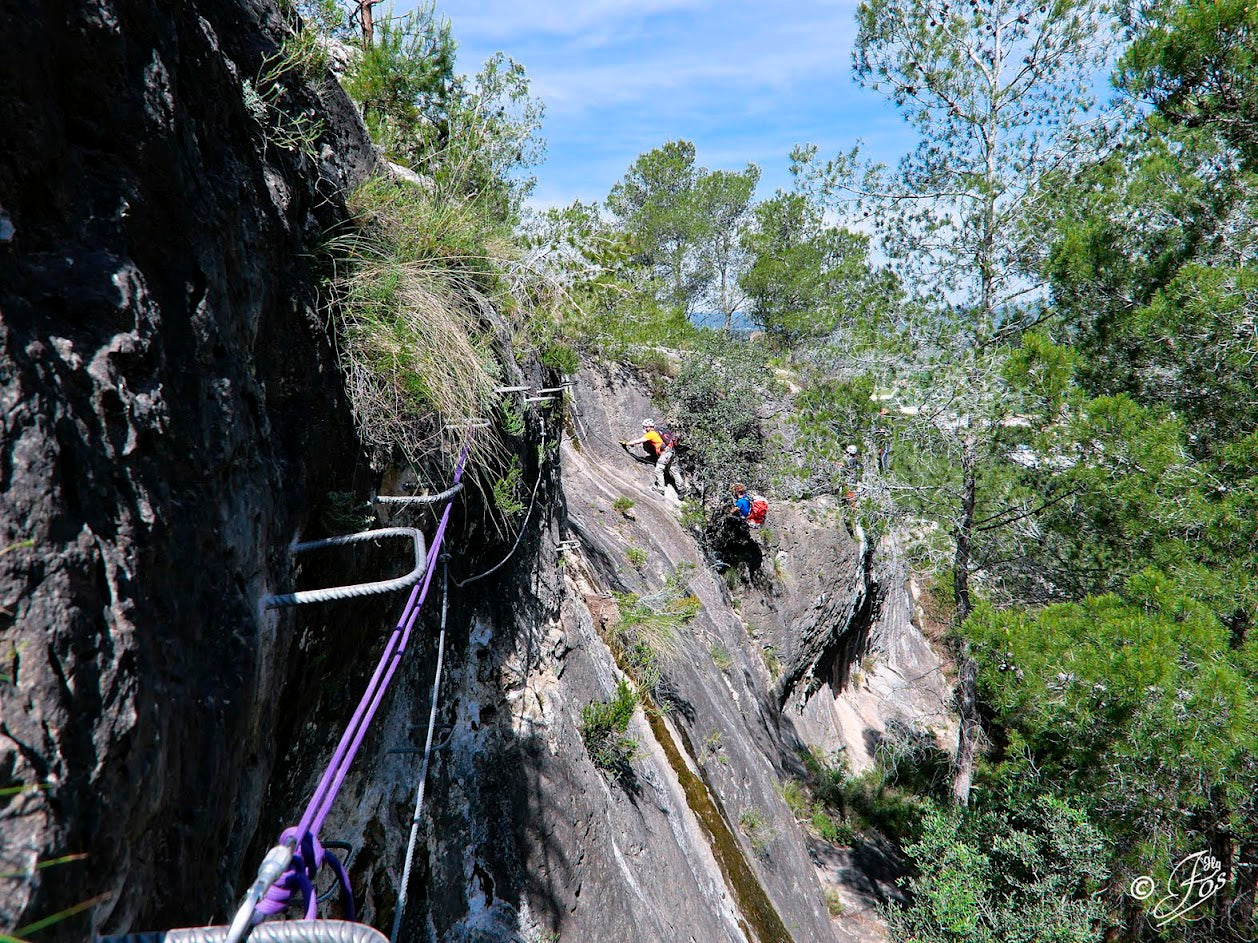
[239,446,469,935]
[453,425,547,588]
[389,556,450,943]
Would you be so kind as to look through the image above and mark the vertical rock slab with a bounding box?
[0,0,373,934]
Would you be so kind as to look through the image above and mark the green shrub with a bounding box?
[320,491,376,533]
[541,340,580,375]
[800,748,848,809]
[885,796,1108,943]
[668,333,769,505]
[738,808,774,856]
[328,176,503,466]
[709,643,734,672]
[491,455,525,517]
[612,496,635,513]
[620,640,667,707]
[825,889,846,917]
[580,681,639,781]
[626,546,648,568]
[761,643,782,679]
[797,740,939,846]
[678,499,707,532]
[607,568,701,711]
[614,575,700,647]
[703,728,726,763]
[500,400,526,437]
[779,779,810,818]
[242,19,328,158]
[781,769,854,845]
[812,807,850,844]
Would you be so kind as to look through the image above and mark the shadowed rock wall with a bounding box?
[0,5,952,938]
[0,0,374,934]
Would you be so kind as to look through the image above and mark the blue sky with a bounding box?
[399,0,916,209]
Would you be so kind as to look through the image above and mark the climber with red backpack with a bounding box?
[621,418,687,495]
[730,482,769,528]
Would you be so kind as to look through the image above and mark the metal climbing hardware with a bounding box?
[555,539,580,553]
[372,482,464,507]
[221,841,293,943]
[533,383,574,394]
[264,528,428,608]
[493,384,532,394]
[452,425,549,588]
[97,920,389,943]
[236,446,469,941]
[523,395,556,404]
[389,557,451,942]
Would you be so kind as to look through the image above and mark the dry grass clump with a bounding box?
[328,174,507,468]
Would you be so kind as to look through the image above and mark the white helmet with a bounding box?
[642,418,656,429]
[845,444,859,455]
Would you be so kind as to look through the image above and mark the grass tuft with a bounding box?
[710,642,734,672]
[329,176,504,465]
[738,807,774,857]
[580,680,638,782]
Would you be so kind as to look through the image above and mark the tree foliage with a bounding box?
[339,3,544,221]
[666,335,769,504]
[885,795,1109,943]
[848,0,1114,327]
[966,574,1258,938]
[606,140,762,321]
[1119,0,1258,169]
[606,140,713,313]
[740,192,882,346]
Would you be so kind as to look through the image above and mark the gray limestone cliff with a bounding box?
[0,0,376,933]
[0,5,953,941]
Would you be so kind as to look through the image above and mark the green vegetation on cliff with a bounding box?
[282,2,1256,939]
[513,0,1257,939]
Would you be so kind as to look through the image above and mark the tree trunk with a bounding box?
[951,439,979,805]
[721,265,731,331]
[358,0,377,47]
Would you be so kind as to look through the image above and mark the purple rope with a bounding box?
[256,447,469,921]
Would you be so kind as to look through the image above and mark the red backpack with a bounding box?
[658,427,680,450]
[747,492,769,525]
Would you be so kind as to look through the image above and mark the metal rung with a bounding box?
[265,527,428,608]
[494,385,532,394]
[555,539,580,553]
[533,384,573,394]
[523,396,556,404]
[97,920,388,943]
[373,482,464,507]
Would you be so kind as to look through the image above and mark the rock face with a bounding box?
[0,5,953,941]
[0,0,375,934]
[346,362,949,943]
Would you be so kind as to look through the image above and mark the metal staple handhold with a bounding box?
[494,385,532,394]
[523,396,556,404]
[372,482,464,506]
[264,527,429,608]
[98,920,388,943]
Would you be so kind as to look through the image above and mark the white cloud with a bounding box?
[439,0,714,41]
[390,0,913,208]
